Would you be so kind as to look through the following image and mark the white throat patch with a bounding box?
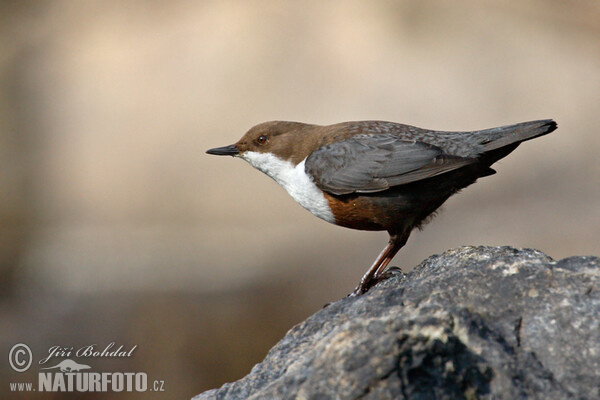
[240,151,335,223]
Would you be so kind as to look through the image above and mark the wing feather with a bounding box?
[305,134,474,195]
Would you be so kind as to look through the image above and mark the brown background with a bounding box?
[2,1,599,399]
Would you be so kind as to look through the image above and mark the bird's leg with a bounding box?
[373,233,408,278]
[349,232,408,297]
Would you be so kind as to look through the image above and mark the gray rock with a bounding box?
[193,246,600,400]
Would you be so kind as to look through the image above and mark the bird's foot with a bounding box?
[377,266,403,280]
[348,266,403,297]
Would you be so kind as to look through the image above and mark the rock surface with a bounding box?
[194,246,600,400]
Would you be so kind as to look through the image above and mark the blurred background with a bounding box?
[1,0,599,398]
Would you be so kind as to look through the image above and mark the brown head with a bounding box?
[206,121,328,165]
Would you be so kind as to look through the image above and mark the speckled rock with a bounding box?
[193,246,600,400]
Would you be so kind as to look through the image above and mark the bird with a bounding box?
[207,119,557,296]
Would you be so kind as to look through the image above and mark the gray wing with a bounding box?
[305,134,475,195]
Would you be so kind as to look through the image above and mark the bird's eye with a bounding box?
[257,135,268,144]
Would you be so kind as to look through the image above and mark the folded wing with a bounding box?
[305,134,475,195]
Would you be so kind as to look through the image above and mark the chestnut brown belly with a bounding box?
[323,165,484,233]
[324,192,435,232]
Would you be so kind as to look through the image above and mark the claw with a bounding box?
[348,266,404,296]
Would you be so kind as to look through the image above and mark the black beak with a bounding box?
[206,144,239,156]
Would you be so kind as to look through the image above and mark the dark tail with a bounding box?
[479,119,557,152]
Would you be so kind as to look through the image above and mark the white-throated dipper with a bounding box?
[207,119,557,296]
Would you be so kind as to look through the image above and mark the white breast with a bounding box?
[240,151,335,223]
